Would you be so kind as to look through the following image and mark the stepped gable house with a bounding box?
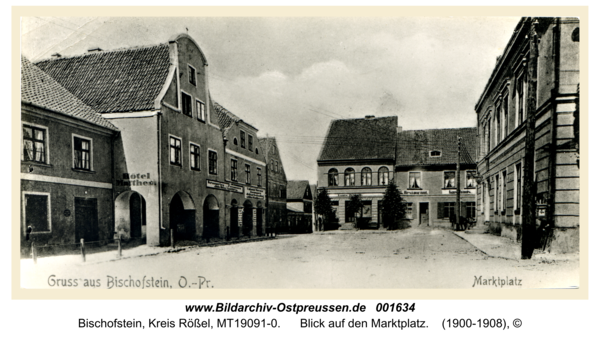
[286,180,313,234]
[474,17,580,253]
[317,116,398,229]
[213,102,267,238]
[259,137,287,235]
[36,33,264,246]
[20,56,118,254]
[395,127,477,227]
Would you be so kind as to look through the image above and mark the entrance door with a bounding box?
[203,195,219,240]
[256,208,263,236]
[419,202,429,226]
[75,198,98,242]
[169,194,196,241]
[129,193,145,238]
[484,182,490,222]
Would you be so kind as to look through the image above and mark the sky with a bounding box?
[20,15,522,184]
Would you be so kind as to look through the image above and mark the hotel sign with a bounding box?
[401,190,429,195]
[442,189,475,195]
[207,180,244,194]
[245,186,266,200]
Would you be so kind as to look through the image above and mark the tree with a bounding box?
[314,188,338,231]
[380,180,407,229]
[347,194,364,229]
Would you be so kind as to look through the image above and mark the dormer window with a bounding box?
[430,150,441,157]
[188,65,196,86]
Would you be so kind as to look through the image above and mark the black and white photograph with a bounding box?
[17,12,583,292]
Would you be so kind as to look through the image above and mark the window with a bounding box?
[275,161,279,173]
[516,74,524,127]
[279,185,286,199]
[409,172,421,189]
[73,136,91,170]
[196,100,205,121]
[245,164,251,185]
[515,163,522,212]
[248,135,253,152]
[188,65,196,86]
[404,202,413,219]
[169,137,181,166]
[231,159,238,181]
[502,170,507,213]
[328,168,339,186]
[190,143,200,171]
[24,193,50,232]
[430,150,441,157]
[233,138,238,146]
[361,167,372,186]
[208,150,217,174]
[443,202,455,219]
[240,131,246,148]
[465,202,476,218]
[503,91,509,139]
[444,171,456,188]
[22,125,46,163]
[466,170,477,188]
[344,168,355,186]
[257,168,262,187]
[378,167,389,185]
[182,92,192,117]
[495,174,500,212]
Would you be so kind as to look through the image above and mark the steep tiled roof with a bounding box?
[317,116,398,162]
[396,127,477,166]
[35,44,171,113]
[287,180,310,200]
[212,101,241,130]
[21,56,118,131]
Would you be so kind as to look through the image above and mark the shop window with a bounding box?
[24,193,50,232]
[404,202,413,219]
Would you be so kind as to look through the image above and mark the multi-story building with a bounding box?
[475,17,580,253]
[317,116,398,229]
[286,180,313,233]
[258,137,287,234]
[214,102,267,238]
[20,56,119,254]
[395,128,477,227]
[35,33,266,246]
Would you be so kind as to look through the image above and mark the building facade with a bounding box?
[317,116,398,229]
[286,180,313,234]
[35,34,268,246]
[395,128,477,227]
[259,137,288,234]
[20,57,119,254]
[475,17,580,253]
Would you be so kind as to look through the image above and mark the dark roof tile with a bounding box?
[396,127,477,166]
[21,56,118,131]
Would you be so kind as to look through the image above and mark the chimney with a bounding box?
[51,53,62,58]
[397,126,403,133]
[365,115,375,120]
[87,47,102,53]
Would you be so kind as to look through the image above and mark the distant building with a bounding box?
[286,180,313,233]
[475,17,580,253]
[395,128,477,227]
[259,137,287,234]
[214,102,267,238]
[20,56,118,254]
[317,116,398,229]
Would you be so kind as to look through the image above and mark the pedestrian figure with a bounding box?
[25,226,32,241]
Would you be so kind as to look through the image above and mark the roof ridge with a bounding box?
[35,43,169,63]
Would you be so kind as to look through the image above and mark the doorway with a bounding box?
[129,193,146,238]
[75,198,98,242]
[419,202,429,226]
[169,192,196,241]
[203,195,219,240]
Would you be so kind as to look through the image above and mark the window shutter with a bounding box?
[437,202,444,219]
